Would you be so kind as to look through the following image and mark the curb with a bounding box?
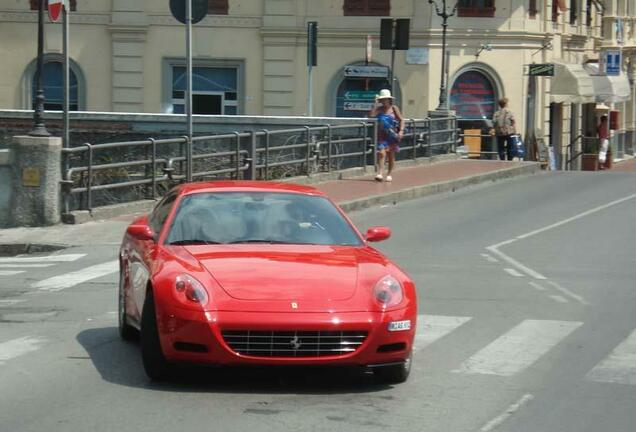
[0,243,68,256]
[60,154,460,224]
[337,162,542,213]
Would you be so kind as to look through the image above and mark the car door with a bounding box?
[128,193,178,324]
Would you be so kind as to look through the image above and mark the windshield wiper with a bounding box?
[228,239,296,244]
[169,239,222,245]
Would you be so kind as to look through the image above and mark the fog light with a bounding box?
[388,320,411,332]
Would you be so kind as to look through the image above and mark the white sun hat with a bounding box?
[375,89,394,100]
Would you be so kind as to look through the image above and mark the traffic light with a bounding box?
[380,18,410,50]
[307,21,318,67]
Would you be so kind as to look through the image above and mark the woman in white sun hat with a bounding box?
[368,89,405,182]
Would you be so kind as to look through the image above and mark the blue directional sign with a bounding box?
[605,50,621,76]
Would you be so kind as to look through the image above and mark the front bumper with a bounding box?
[156,306,416,367]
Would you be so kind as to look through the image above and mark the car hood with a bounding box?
[185,245,362,302]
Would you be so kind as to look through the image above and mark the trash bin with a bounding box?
[581,154,598,171]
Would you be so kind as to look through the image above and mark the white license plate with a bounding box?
[388,320,411,332]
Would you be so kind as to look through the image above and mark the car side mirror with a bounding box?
[365,227,391,242]
[127,224,155,241]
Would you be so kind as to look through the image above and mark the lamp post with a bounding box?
[428,0,457,112]
[29,0,50,137]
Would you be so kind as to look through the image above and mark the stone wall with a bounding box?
[0,110,366,149]
[0,149,11,227]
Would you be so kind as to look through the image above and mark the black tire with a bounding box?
[118,270,138,341]
[140,291,170,381]
[373,353,412,384]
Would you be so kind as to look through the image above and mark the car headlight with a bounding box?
[173,274,209,306]
[373,275,403,309]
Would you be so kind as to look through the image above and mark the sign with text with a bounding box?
[450,70,496,120]
[343,101,375,111]
[344,65,389,78]
[344,90,377,100]
[406,48,429,65]
[528,63,555,76]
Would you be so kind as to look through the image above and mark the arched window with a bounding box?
[31,61,78,111]
[450,70,496,121]
[24,56,85,111]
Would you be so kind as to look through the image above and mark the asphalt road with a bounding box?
[1,171,635,432]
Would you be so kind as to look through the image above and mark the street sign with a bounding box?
[343,101,375,111]
[604,50,621,76]
[344,65,389,78]
[344,90,377,100]
[48,0,64,22]
[169,0,208,24]
[528,63,555,76]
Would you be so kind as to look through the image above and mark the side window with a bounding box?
[149,194,177,234]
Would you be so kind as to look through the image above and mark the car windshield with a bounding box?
[165,192,363,246]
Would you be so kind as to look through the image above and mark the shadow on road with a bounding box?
[77,326,392,394]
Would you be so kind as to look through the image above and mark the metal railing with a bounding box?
[457,131,499,159]
[61,117,458,212]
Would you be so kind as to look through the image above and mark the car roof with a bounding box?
[175,181,326,197]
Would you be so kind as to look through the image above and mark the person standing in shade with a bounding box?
[369,89,405,182]
[492,98,516,160]
[597,115,610,170]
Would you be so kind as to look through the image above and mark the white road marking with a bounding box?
[0,336,47,364]
[545,280,589,305]
[0,264,54,268]
[454,319,583,376]
[504,268,524,277]
[549,295,568,303]
[480,253,499,263]
[516,192,636,241]
[414,314,472,350]
[586,328,636,385]
[479,394,535,432]
[33,261,119,292]
[0,270,25,276]
[0,299,26,306]
[0,254,85,263]
[528,281,546,291]
[485,245,547,280]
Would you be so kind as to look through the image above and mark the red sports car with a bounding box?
[118,181,417,383]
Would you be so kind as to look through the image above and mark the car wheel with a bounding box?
[118,270,138,341]
[141,291,170,381]
[373,352,412,384]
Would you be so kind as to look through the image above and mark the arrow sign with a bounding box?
[48,0,65,23]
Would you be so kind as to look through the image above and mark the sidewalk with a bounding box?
[0,159,540,248]
[611,156,636,172]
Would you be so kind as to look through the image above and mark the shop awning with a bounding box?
[583,63,631,103]
[550,61,595,104]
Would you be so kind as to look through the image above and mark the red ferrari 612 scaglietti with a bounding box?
[118,181,417,383]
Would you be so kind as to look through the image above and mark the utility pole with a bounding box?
[29,0,50,137]
[428,0,457,111]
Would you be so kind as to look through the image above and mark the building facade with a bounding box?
[0,0,633,165]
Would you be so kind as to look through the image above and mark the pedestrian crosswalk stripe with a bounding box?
[453,319,582,376]
[0,264,55,268]
[415,314,472,350]
[0,270,25,276]
[586,329,636,386]
[0,336,47,364]
[0,253,85,264]
[32,260,119,292]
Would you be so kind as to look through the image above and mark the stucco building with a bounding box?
[0,0,634,166]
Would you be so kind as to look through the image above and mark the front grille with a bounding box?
[221,330,368,358]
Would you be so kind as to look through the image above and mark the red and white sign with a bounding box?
[48,0,65,23]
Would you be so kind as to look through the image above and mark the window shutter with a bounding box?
[208,0,228,15]
[344,0,366,15]
[368,0,390,16]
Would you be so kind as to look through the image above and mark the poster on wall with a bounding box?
[450,71,496,120]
